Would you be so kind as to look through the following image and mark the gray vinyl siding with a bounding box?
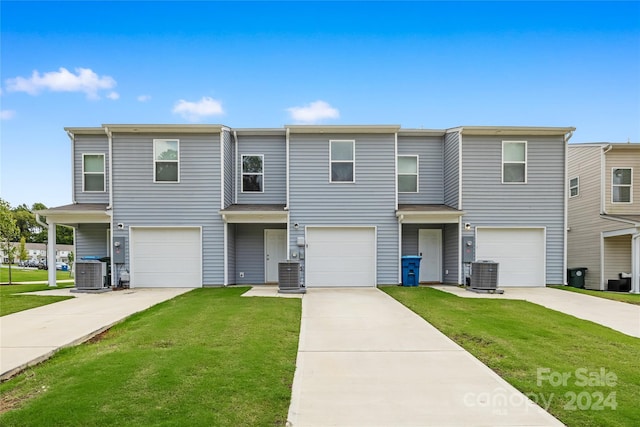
[605,147,640,214]
[461,135,566,284]
[110,133,223,285]
[443,131,460,208]
[443,223,459,284]
[236,135,286,204]
[289,133,398,284]
[397,136,444,204]
[74,135,109,204]
[232,223,286,284]
[227,223,236,285]
[223,130,234,208]
[75,224,109,259]
[567,145,603,289]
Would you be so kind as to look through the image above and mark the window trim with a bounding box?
[611,167,633,204]
[397,155,419,193]
[153,139,180,183]
[329,140,356,183]
[569,176,579,198]
[82,153,106,192]
[502,141,528,184]
[241,154,265,193]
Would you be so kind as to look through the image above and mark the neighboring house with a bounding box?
[567,143,640,292]
[39,124,574,289]
[0,243,73,264]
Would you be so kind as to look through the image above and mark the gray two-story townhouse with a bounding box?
[568,143,640,293]
[39,124,574,290]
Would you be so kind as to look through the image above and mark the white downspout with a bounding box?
[285,127,291,260]
[221,129,228,287]
[234,131,239,205]
[563,130,574,285]
[601,144,612,214]
[105,126,115,288]
[67,131,76,204]
[397,214,403,284]
[632,232,640,294]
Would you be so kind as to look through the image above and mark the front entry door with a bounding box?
[265,229,287,283]
[418,229,443,283]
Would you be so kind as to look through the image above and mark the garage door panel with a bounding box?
[476,228,545,287]
[131,228,201,288]
[307,227,376,287]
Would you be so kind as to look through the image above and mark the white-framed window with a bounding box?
[82,153,105,192]
[242,154,264,192]
[154,139,179,182]
[330,140,355,183]
[502,141,527,183]
[398,155,418,193]
[612,168,632,203]
[569,177,579,198]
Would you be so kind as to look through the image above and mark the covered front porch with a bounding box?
[602,215,640,294]
[219,204,289,285]
[396,205,464,284]
[35,203,111,287]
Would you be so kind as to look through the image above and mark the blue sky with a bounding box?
[1,1,639,209]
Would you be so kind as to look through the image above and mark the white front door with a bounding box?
[265,229,287,283]
[418,229,442,283]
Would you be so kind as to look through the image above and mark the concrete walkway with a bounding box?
[287,288,563,427]
[0,287,192,380]
[434,286,640,338]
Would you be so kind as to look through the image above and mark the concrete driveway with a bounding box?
[0,287,193,380]
[287,288,563,427]
[434,286,640,338]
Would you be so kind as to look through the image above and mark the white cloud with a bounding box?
[107,91,120,100]
[172,96,224,122]
[137,94,151,102]
[0,110,16,120]
[287,100,340,124]
[5,67,116,99]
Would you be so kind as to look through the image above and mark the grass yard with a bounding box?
[0,283,75,316]
[0,267,72,284]
[0,287,301,426]
[550,285,640,306]
[384,287,640,427]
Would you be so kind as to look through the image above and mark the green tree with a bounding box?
[19,236,28,263]
[1,199,20,284]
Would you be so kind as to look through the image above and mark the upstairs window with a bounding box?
[330,140,355,182]
[398,155,418,193]
[242,155,264,192]
[569,177,579,198]
[612,168,632,203]
[154,139,179,182]
[502,141,527,183]
[83,154,105,192]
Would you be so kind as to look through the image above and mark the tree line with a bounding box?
[1,199,73,245]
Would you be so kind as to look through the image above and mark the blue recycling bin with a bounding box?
[401,256,422,287]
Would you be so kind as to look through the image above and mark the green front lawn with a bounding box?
[384,287,640,427]
[0,287,301,426]
[0,283,75,316]
[0,267,72,284]
[550,285,640,306]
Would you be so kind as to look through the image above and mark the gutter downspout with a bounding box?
[221,129,227,286]
[632,232,640,294]
[285,128,291,260]
[397,214,403,284]
[234,131,239,205]
[601,144,613,214]
[104,126,115,288]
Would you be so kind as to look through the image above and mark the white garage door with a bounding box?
[130,227,201,288]
[306,227,376,287]
[476,228,545,287]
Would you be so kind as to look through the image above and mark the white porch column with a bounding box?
[47,222,57,287]
[632,233,640,294]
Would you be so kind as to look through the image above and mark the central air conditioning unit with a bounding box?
[470,261,503,294]
[75,260,106,290]
[278,261,305,294]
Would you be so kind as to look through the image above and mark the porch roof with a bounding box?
[602,214,640,227]
[396,204,464,224]
[36,203,111,226]
[219,204,288,223]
